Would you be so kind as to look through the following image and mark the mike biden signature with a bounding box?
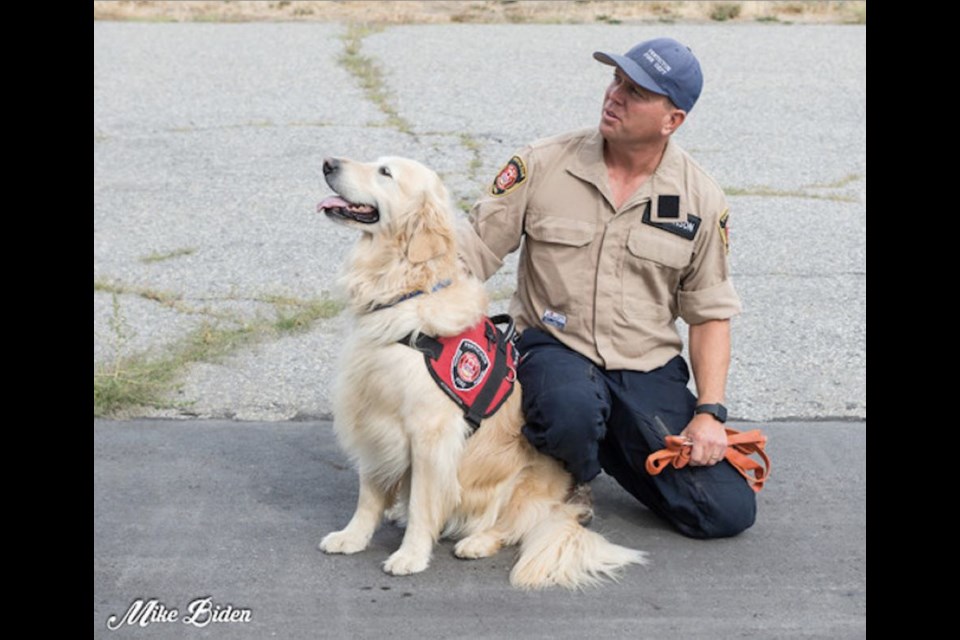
[106,596,252,630]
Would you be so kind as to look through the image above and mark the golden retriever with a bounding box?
[317,156,646,588]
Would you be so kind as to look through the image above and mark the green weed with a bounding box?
[710,3,742,21]
[94,286,343,417]
[139,247,197,264]
[339,23,414,135]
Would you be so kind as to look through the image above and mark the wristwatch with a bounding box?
[694,403,728,423]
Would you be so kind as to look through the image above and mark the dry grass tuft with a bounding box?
[93,1,866,25]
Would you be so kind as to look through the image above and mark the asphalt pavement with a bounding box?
[93,19,866,639]
[94,418,865,639]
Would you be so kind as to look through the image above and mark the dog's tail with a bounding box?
[510,503,648,590]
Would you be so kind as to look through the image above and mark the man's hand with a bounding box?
[680,413,728,466]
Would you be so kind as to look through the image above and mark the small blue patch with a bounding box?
[542,309,567,330]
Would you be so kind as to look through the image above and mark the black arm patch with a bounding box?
[642,203,700,240]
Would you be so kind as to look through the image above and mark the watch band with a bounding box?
[694,403,728,423]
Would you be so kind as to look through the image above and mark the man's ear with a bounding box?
[662,108,686,136]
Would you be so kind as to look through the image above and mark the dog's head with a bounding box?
[318,156,453,264]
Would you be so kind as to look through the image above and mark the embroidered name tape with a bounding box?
[642,203,700,240]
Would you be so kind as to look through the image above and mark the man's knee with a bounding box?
[516,332,609,458]
[677,478,757,539]
[522,378,605,429]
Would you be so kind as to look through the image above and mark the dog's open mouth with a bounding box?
[317,195,380,224]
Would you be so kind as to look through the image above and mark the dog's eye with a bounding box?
[379,166,392,178]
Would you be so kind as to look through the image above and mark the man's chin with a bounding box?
[598,119,619,141]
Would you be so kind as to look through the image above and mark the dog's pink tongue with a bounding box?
[317,195,350,212]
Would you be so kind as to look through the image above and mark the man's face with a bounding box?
[599,69,680,145]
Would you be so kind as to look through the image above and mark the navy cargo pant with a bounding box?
[517,328,756,539]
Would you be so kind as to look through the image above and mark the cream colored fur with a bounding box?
[318,156,647,588]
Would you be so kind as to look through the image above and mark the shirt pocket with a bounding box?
[526,216,596,247]
[622,225,693,319]
[626,225,694,269]
[523,216,597,311]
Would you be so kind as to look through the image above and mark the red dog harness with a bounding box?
[400,314,519,431]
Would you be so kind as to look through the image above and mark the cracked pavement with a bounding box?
[93,22,865,421]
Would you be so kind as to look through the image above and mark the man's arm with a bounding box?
[681,318,731,466]
[456,153,532,281]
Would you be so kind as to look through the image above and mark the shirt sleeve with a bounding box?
[677,192,742,324]
[457,150,533,282]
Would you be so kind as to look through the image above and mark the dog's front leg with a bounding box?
[319,473,390,554]
[383,432,462,575]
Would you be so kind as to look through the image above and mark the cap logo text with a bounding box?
[643,48,671,75]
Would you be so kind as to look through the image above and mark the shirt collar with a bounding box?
[566,129,686,213]
[566,129,608,189]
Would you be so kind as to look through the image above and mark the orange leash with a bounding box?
[645,428,770,493]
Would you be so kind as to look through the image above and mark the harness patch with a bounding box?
[491,156,527,196]
[452,339,490,390]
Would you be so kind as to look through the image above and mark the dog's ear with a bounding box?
[405,182,453,264]
[407,226,447,264]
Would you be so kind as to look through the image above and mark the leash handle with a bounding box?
[644,428,771,493]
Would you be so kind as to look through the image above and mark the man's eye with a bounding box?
[379,166,392,178]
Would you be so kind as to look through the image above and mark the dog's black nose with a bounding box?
[322,158,340,176]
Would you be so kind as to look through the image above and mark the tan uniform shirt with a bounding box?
[459,128,741,372]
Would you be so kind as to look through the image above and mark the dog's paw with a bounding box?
[319,530,369,555]
[382,549,430,575]
[454,532,502,559]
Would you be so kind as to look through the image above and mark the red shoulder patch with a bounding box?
[490,156,527,196]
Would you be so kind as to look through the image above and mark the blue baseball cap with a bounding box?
[593,37,704,112]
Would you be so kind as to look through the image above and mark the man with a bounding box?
[458,37,755,539]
